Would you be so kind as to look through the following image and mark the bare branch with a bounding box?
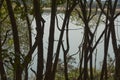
[1,30,11,47]
[0,15,8,23]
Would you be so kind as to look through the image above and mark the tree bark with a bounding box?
[33,0,44,80]
[62,18,70,80]
[21,0,32,80]
[5,0,21,80]
[44,0,57,80]
[51,2,77,80]
[111,21,120,80]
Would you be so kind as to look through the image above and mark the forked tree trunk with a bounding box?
[45,0,57,80]
[51,2,77,80]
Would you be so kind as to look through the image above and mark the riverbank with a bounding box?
[42,7,120,12]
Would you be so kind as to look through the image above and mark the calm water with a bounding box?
[29,13,120,77]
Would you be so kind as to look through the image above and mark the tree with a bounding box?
[1,0,120,80]
[96,0,120,80]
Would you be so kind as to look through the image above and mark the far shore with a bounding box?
[42,7,120,12]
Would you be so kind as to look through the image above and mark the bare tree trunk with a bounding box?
[21,0,32,80]
[100,27,110,80]
[115,53,120,80]
[51,2,77,80]
[105,0,120,80]
[45,0,57,80]
[89,50,93,80]
[111,21,120,80]
[22,0,32,49]
[79,1,90,79]
[96,0,120,80]
[76,1,104,80]
[77,50,84,80]
[62,17,70,80]
[24,66,28,80]
[0,58,7,80]
[83,32,89,80]
[63,54,69,80]
[5,0,22,80]
[100,6,110,80]
[33,0,44,80]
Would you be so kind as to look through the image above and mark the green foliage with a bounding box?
[68,68,79,79]
[57,0,66,5]
[0,0,119,80]
[0,1,32,79]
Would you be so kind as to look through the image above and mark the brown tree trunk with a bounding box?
[44,0,57,80]
[51,2,77,80]
[111,21,120,80]
[33,0,44,80]
[21,0,32,80]
[62,18,70,80]
[108,1,120,79]
[96,0,120,80]
[5,0,22,80]
[100,8,110,80]
[89,51,93,80]
[115,54,120,80]
[22,0,32,49]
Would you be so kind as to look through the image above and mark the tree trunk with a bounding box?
[22,1,32,80]
[5,0,22,80]
[33,0,44,80]
[111,21,120,80]
[62,19,70,80]
[100,10,110,80]
[45,0,57,80]
[115,54,120,80]
[89,51,93,80]
[51,3,77,79]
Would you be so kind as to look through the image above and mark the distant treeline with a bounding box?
[42,0,120,8]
